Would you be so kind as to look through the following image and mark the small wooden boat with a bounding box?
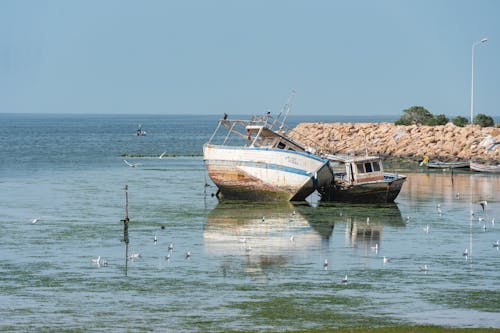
[319,155,406,203]
[420,156,470,169]
[470,161,500,173]
[424,161,470,169]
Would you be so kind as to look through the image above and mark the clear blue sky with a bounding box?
[1,0,499,117]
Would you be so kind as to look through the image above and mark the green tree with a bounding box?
[395,106,433,125]
[473,114,494,127]
[452,116,469,127]
[425,114,449,126]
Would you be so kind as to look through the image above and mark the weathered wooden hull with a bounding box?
[470,162,500,173]
[203,144,334,201]
[320,173,406,203]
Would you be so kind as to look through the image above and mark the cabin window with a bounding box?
[356,163,365,173]
[373,161,380,171]
[364,162,373,173]
[288,147,295,151]
[277,142,286,149]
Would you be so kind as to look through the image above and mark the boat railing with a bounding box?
[207,118,270,146]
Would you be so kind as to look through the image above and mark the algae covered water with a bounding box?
[0,114,499,332]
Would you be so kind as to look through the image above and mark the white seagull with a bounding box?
[479,200,488,211]
[492,240,499,248]
[185,251,191,259]
[168,243,174,251]
[154,234,158,244]
[419,264,429,272]
[159,151,167,159]
[91,256,107,267]
[123,159,140,168]
[128,252,141,261]
[91,256,101,265]
[31,218,40,224]
[423,225,430,234]
[323,259,328,270]
[341,274,348,284]
[463,248,468,259]
[383,256,391,264]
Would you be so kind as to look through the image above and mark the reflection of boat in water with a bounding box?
[319,155,406,203]
[203,202,332,262]
[203,93,334,201]
[297,202,404,252]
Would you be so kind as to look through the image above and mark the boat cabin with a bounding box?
[245,125,304,151]
[327,155,385,185]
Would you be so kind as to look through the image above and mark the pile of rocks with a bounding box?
[288,122,500,163]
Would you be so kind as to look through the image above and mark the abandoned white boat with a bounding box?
[319,155,406,203]
[203,108,334,201]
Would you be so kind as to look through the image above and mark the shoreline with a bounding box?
[289,122,499,164]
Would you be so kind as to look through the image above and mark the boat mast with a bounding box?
[279,89,295,131]
[271,89,295,131]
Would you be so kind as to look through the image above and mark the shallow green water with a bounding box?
[1,114,499,331]
[1,156,499,332]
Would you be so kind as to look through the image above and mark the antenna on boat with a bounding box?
[272,89,295,131]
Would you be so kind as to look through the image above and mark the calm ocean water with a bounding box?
[0,114,499,332]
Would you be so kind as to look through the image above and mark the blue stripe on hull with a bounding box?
[205,159,312,177]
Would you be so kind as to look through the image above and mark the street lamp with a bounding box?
[470,37,488,124]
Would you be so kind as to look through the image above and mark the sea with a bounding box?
[0,113,499,332]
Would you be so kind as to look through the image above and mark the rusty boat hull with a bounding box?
[204,144,334,201]
[320,173,407,203]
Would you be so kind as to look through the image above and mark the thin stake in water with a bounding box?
[121,185,130,276]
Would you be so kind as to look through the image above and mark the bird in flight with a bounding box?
[123,159,141,168]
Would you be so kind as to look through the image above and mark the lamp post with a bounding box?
[470,37,488,124]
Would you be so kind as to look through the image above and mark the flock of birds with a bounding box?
[30,192,497,285]
[412,199,497,265]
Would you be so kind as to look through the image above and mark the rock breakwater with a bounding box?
[289,122,500,163]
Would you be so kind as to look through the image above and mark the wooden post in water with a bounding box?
[121,185,130,276]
